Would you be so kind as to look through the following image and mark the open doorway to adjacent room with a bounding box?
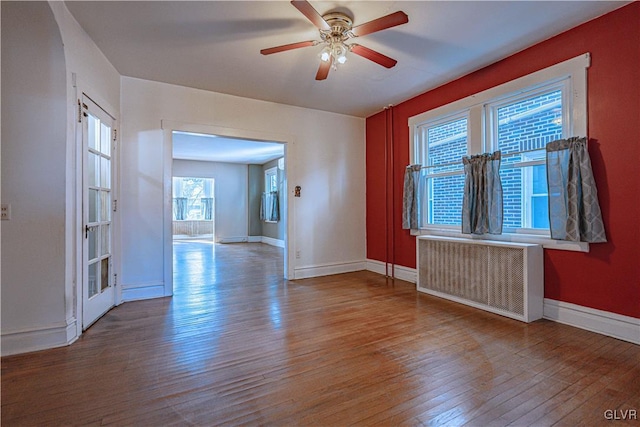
[171,130,286,295]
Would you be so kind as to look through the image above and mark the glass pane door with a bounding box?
[83,96,115,329]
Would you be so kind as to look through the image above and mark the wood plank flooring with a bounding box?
[2,241,639,426]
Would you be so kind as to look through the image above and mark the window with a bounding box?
[409,53,589,241]
[172,177,214,221]
[415,115,467,227]
[263,167,279,223]
[488,86,566,232]
[265,167,277,193]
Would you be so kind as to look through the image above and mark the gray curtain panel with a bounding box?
[462,151,503,235]
[201,198,213,220]
[269,191,280,222]
[402,164,422,229]
[546,137,606,242]
[260,191,279,222]
[173,197,187,221]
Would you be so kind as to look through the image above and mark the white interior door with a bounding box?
[82,96,116,329]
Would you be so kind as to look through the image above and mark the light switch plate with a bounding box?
[1,204,11,220]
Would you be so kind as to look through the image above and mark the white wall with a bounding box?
[49,0,121,338]
[120,76,366,294]
[1,1,68,354]
[173,160,249,241]
[48,1,121,114]
[1,1,121,355]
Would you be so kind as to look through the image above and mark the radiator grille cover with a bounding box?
[417,236,543,322]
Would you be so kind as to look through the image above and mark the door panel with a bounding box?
[82,96,116,329]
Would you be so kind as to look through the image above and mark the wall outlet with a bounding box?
[296,250,301,259]
[1,204,10,220]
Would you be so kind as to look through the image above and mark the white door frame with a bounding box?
[160,120,295,296]
[74,80,121,339]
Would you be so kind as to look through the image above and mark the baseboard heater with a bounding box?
[417,236,543,322]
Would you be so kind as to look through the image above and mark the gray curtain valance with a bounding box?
[546,137,606,242]
[462,151,503,235]
[402,164,422,229]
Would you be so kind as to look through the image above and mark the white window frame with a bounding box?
[415,112,469,231]
[265,166,277,193]
[486,81,567,234]
[522,163,550,231]
[264,167,278,223]
[408,53,591,252]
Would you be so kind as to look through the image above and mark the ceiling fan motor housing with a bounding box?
[320,12,354,42]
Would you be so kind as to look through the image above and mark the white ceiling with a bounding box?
[65,1,628,119]
[172,131,284,164]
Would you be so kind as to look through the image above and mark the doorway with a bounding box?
[167,126,288,295]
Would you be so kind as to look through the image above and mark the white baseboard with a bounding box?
[294,260,365,279]
[1,318,77,356]
[366,259,417,283]
[218,236,249,243]
[121,282,166,302]
[247,236,284,247]
[543,299,640,345]
[261,236,284,248]
[366,260,639,344]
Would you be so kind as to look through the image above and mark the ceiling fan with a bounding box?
[261,0,409,80]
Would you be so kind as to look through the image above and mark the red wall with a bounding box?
[366,3,640,319]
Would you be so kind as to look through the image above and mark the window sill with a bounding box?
[410,228,589,252]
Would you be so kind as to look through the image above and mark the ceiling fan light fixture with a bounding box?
[333,42,348,65]
[319,46,332,62]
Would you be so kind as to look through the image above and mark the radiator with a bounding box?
[416,236,543,322]
[172,220,213,237]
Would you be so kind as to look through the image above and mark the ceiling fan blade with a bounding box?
[350,44,397,68]
[260,40,316,55]
[315,57,333,80]
[351,11,408,37]
[291,0,331,31]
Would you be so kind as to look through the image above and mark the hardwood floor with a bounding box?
[2,241,639,426]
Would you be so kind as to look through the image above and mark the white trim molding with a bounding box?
[544,299,640,345]
[261,236,285,248]
[121,281,166,302]
[294,260,365,280]
[366,259,417,283]
[411,228,589,253]
[232,236,284,248]
[218,236,249,244]
[1,318,77,357]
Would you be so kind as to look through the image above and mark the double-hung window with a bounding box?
[415,114,468,228]
[487,83,567,233]
[263,167,279,223]
[409,53,589,244]
[265,167,278,194]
